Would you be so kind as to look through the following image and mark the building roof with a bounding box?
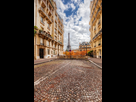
[79,42,90,46]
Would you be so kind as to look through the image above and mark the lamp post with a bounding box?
[85,43,87,56]
[58,44,59,57]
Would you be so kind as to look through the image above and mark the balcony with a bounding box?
[98,21,100,25]
[48,7,53,15]
[47,26,50,30]
[40,43,44,46]
[90,0,95,13]
[92,7,101,24]
[91,0,98,19]
[55,31,57,34]
[40,20,45,25]
[42,0,48,8]
[55,24,57,29]
[38,30,52,39]
[58,40,62,45]
[39,7,52,23]
[58,29,62,34]
[93,28,102,40]
[54,37,57,41]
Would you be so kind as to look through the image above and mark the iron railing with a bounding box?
[39,30,52,39]
[40,43,44,46]
[91,0,98,19]
[93,29,102,40]
[40,7,52,22]
[92,7,101,24]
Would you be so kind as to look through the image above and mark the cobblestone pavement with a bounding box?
[34,58,58,65]
[34,60,102,102]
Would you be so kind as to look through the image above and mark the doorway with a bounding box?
[39,48,44,58]
[99,49,101,58]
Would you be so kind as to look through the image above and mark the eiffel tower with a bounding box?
[66,33,71,51]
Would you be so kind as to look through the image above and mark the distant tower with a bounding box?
[66,33,71,51]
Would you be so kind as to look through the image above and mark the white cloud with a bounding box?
[54,0,92,51]
[70,3,76,11]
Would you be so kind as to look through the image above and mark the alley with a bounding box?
[34,60,102,102]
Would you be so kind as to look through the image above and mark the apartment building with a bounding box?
[89,0,102,59]
[79,42,91,51]
[34,0,64,60]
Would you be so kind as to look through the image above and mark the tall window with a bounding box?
[48,49,50,55]
[47,41,49,46]
[47,23,50,29]
[99,39,101,44]
[40,38,43,43]
[41,17,43,23]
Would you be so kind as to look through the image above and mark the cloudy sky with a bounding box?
[54,0,92,51]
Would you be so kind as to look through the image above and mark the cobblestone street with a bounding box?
[34,60,102,102]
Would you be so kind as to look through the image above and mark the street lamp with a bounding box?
[85,43,87,56]
[58,44,59,57]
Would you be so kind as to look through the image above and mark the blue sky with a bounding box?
[54,0,92,51]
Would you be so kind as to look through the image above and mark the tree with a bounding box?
[80,51,86,56]
[71,51,74,56]
[34,29,37,36]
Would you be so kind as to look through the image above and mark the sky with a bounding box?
[53,0,92,51]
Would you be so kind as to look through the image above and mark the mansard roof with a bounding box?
[79,42,90,46]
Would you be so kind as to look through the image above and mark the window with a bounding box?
[55,16,57,20]
[47,41,49,46]
[47,23,50,30]
[40,38,43,43]
[41,17,43,23]
[99,39,101,44]
[48,49,50,54]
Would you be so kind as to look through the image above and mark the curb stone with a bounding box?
[88,59,102,69]
[34,58,57,65]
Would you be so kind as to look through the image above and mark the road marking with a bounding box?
[88,60,102,69]
[34,61,71,86]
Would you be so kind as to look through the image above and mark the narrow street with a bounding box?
[34,60,102,102]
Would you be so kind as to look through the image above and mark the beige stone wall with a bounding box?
[34,0,64,60]
[89,0,102,58]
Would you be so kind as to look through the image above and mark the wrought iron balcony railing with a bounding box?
[38,30,52,39]
[47,26,50,30]
[39,7,52,23]
[41,20,45,25]
[90,0,95,13]
[91,0,98,19]
[58,41,62,44]
[92,7,101,24]
[98,21,100,25]
[93,29,102,40]
[55,31,57,34]
[40,43,44,46]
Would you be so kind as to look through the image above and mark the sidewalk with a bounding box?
[88,57,102,68]
[34,57,58,65]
